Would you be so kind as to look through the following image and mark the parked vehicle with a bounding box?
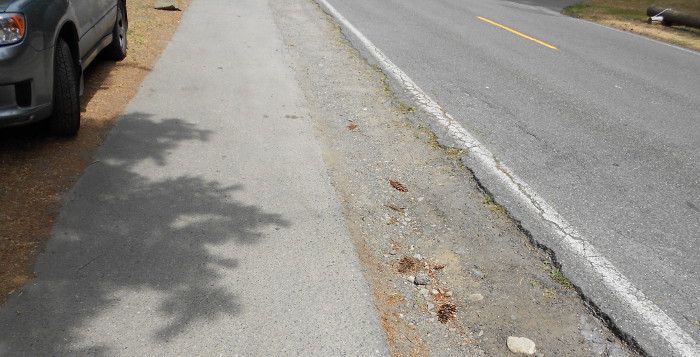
[0,0,128,135]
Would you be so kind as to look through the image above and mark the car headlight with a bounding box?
[0,13,26,46]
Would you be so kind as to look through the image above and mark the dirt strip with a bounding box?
[0,0,190,305]
[270,0,643,356]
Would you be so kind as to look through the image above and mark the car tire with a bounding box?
[49,38,80,136]
[104,0,128,60]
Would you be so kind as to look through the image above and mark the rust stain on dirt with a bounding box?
[396,256,420,274]
[389,179,409,192]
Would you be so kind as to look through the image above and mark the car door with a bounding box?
[71,0,115,60]
[91,0,116,42]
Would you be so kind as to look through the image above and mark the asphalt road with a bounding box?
[321,0,700,355]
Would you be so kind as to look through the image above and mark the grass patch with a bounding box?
[386,293,406,305]
[564,0,700,20]
[543,288,557,299]
[689,319,700,330]
[563,0,700,51]
[549,268,574,289]
[482,195,508,217]
[541,260,574,289]
[445,148,465,156]
[397,101,415,113]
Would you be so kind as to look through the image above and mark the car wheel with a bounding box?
[49,38,80,136]
[104,0,128,60]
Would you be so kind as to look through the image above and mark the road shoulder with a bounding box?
[270,0,641,355]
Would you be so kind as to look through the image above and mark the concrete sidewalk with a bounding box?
[0,0,389,355]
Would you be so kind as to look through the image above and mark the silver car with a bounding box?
[0,0,128,135]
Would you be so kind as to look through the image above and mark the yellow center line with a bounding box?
[477,16,559,51]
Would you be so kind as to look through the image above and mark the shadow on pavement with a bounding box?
[0,113,290,354]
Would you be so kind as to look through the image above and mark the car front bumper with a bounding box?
[0,38,54,128]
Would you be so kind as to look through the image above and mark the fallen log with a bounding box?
[647,5,700,29]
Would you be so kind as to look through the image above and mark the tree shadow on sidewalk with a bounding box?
[0,113,290,355]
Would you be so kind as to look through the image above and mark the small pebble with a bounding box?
[427,303,435,310]
[414,273,430,285]
[507,336,536,356]
[471,269,486,280]
[420,288,429,296]
[445,291,453,297]
[413,253,422,260]
[389,250,397,255]
[408,276,415,283]
[468,293,484,302]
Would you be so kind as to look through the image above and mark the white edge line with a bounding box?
[314,0,700,356]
